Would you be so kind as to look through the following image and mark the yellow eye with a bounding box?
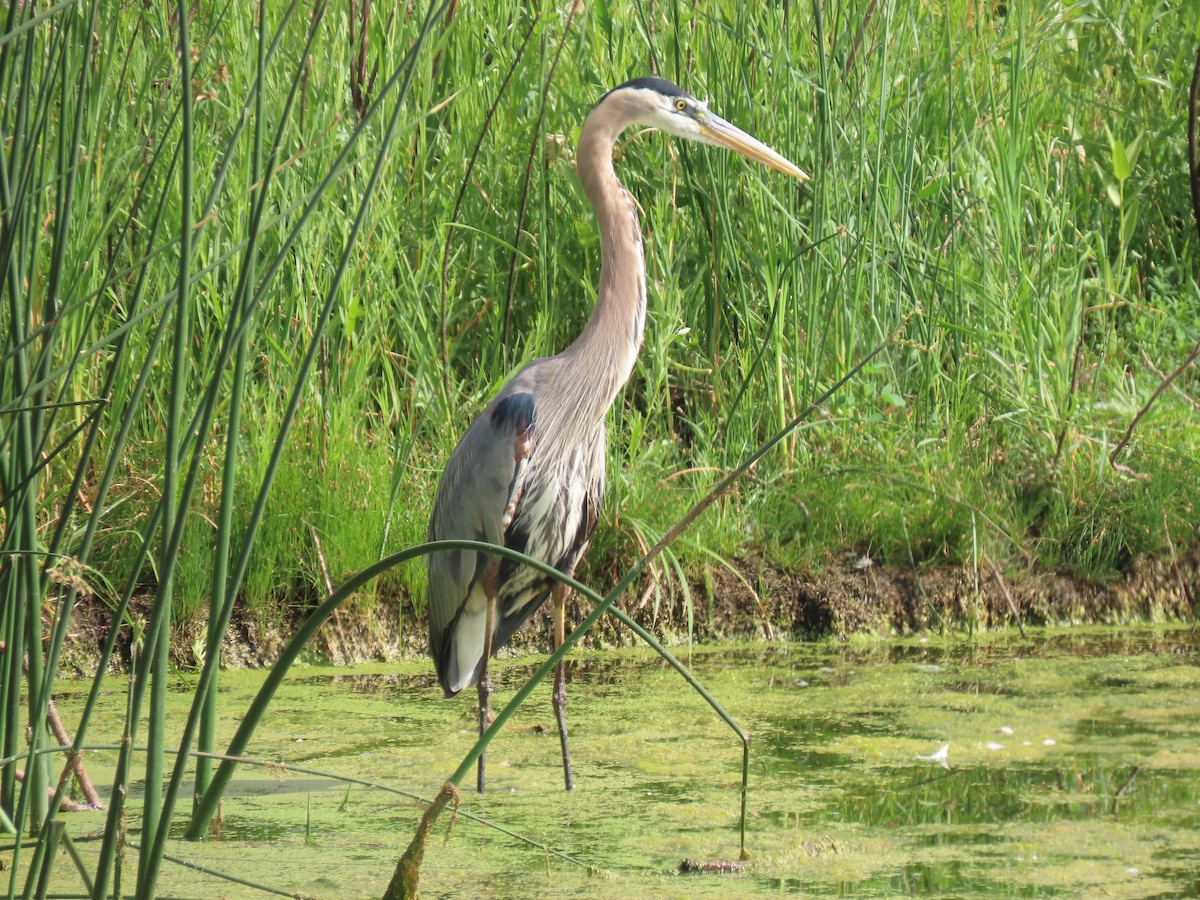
[674,99,687,112]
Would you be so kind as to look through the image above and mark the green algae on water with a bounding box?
[21,626,1200,898]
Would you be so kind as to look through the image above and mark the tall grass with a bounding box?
[23,2,1197,636]
[1,0,1198,894]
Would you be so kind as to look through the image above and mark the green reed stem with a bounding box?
[14,3,101,894]
[602,604,752,854]
[135,2,194,892]
[95,0,342,884]
[193,0,271,817]
[0,6,79,896]
[175,0,450,849]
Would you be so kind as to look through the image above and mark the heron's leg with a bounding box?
[477,589,498,794]
[552,585,574,791]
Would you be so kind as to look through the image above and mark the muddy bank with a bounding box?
[60,542,1198,673]
[131,541,1195,671]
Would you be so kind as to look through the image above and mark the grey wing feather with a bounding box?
[426,373,537,693]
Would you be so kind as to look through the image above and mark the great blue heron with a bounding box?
[427,76,805,793]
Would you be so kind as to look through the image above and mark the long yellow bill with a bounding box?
[698,115,809,180]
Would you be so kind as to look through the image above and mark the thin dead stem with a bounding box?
[986,556,1026,639]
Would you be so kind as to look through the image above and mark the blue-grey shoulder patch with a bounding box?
[491,392,535,435]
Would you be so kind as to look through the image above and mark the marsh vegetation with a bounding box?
[2,0,1198,896]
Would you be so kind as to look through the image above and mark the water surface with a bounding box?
[40,626,1200,897]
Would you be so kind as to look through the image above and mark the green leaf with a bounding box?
[595,0,613,45]
[1125,132,1143,172]
[915,176,945,201]
[1111,138,1130,182]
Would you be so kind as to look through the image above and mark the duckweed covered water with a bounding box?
[34,626,1200,897]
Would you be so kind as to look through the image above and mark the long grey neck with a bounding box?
[555,112,647,422]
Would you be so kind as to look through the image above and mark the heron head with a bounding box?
[596,76,808,180]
